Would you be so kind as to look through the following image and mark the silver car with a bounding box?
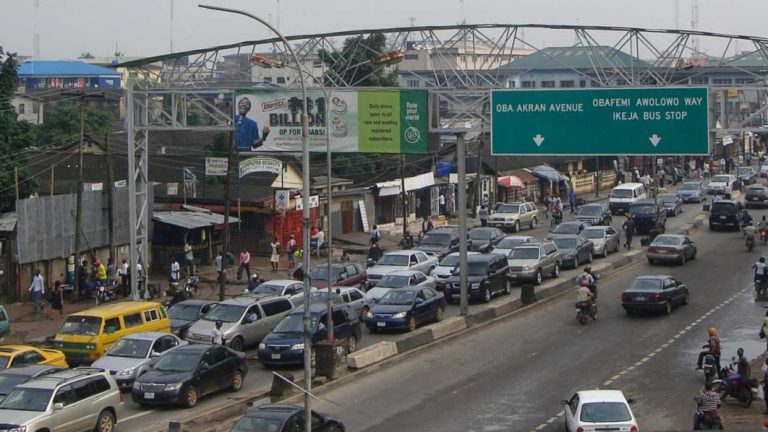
[431,251,481,290]
[491,235,536,257]
[506,242,561,285]
[92,332,186,389]
[580,226,621,257]
[365,269,436,303]
[310,287,372,317]
[247,279,314,306]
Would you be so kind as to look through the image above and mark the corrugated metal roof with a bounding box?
[153,210,240,230]
[499,46,651,71]
[17,61,122,77]
[0,213,17,232]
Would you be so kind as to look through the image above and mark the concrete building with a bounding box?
[11,95,44,124]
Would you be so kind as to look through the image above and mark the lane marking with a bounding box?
[119,409,155,423]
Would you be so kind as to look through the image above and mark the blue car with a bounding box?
[365,287,446,332]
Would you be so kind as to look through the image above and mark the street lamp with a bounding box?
[199,5,312,431]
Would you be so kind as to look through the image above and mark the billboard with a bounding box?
[234,89,427,154]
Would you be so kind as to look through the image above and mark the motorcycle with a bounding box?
[701,347,719,385]
[183,274,199,294]
[712,358,759,408]
[755,275,768,300]
[165,275,199,308]
[575,301,598,325]
[693,397,723,430]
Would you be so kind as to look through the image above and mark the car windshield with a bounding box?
[58,316,102,336]
[711,175,731,183]
[254,283,287,295]
[553,238,578,249]
[496,238,529,249]
[310,291,344,304]
[107,338,152,358]
[377,255,410,266]
[469,230,493,240]
[630,204,656,214]
[658,195,676,203]
[509,248,539,259]
[203,304,245,323]
[420,233,451,246]
[581,229,605,239]
[0,388,52,411]
[579,402,633,423]
[610,189,633,198]
[578,206,602,216]
[466,262,489,276]
[495,204,520,213]
[167,304,203,321]
[748,187,765,193]
[738,168,753,175]
[153,352,199,372]
[0,375,29,395]
[711,202,737,215]
[379,290,416,305]
[0,358,8,370]
[553,224,580,234]
[378,275,410,288]
[679,183,700,190]
[651,236,683,246]
[273,314,320,333]
[629,278,663,291]
[232,416,284,432]
[309,267,340,281]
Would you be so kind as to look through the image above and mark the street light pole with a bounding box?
[199,6,312,431]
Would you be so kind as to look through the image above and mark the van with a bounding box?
[609,183,647,215]
[53,302,170,365]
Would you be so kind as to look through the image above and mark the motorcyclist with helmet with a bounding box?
[575,266,598,299]
[696,326,722,377]
[575,279,595,318]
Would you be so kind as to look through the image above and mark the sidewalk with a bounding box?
[720,354,768,429]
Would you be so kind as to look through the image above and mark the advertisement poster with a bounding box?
[234,89,427,154]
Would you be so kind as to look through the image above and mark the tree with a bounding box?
[78,52,95,59]
[318,33,398,87]
[37,102,114,147]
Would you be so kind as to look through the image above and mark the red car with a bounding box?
[309,262,367,289]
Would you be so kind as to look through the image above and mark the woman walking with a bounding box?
[270,236,281,272]
[50,281,63,317]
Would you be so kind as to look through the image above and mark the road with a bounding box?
[120,197,706,430]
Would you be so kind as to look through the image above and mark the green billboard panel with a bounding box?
[491,87,710,156]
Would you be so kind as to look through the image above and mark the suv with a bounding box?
[0,368,123,432]
[745,184,768,208]
[415,227,460,259]
[506,242,561,285]
[709,199,742,231]
[629,199,666,235]
[489,202,539,233]
[445,254,510,304]
[257,304,362,366]
[576,203,612,226]
[185,296,294,351]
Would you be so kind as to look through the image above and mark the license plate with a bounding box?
[510,274,519,278]
[635,296,647,301]
[144,392,155,399]
[720,216,727,220]
[377,322,386,327]
[657,250,668,254]
[751,197,759,201]
[271,353,281,360]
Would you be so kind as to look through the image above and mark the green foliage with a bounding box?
[37,102,114,147]
[318,33,398,87]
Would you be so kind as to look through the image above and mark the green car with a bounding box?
[0,306,10,336]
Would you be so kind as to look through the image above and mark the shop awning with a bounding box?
[531,165,566,182]
[498,175,524,188]
[153,210,240,230]
[376,172,435,196]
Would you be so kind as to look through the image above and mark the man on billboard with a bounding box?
[236,97,270,151]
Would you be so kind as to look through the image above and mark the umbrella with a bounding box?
[531,165,564,182]
[498,175,524,188]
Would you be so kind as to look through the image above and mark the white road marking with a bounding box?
[119,409,155,423]
[603,380,613,385]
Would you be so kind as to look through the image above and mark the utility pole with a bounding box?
[475,136,485,217]
[401,153,407,238]
[220,130,234,301]
[74,97,85,297]
[105,133,115,260]
[49,164,54,196]
[13,167,19,202]
[457,133,469,316]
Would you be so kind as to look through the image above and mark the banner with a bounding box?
[205,157,229,176]
[239,157,282,178]
[234,89,428,154]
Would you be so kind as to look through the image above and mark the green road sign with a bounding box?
[491,87,710,156]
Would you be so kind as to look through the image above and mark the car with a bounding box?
[761,161,768,178]
[546,221,591,240]
[0,345,68,369]
[744,184,768,208]
[580,226,620,257]
[621,275,689,315]
[445,253,511,303]
[0,365,64,403]
[167,300,217,339]
[707,174,737,195]
[0,368,123,432]
[629,199,666,235]
[308,262,366,289]
[365,250,438,288]
[230,404,345,432]
[677,181,706,203]
[562,390,638,432]
[257,304,362,366]
[92,332,187,389]
[185,296,294,352]
[646,234,697,265]
[575,202,612,226]
[309,287,372,318]
[365,269,436,304]
[0,306,9,336]
[709,199,741,231]
[491,235,536,257]
[431,251,481,290]
[488,201,539,233]
[246,279,312,306]
[132,344,248,408]
[365,287,447,332]
[468,227,506,253]
[657,193,683,216]
[506,242,561,285]
[737,166,757,185]
[415,227,460,259]
[551,235,595,269]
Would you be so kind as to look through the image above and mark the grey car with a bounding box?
[646,234,697,265]
[92,332,187,389]
[546,221,591,240]
[677,181,706,203]
[506,242,561,285]
[552,235,594,269]
[310,286,372,318]
[489,202,539,233]
[365,269,436,303]
[657,193,683,217]
[581,226,621,257]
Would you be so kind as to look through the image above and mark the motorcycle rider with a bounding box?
[723,347,751,397]
[744,221,757,249]
[742,210,755,229]
[693,382,722,430]
[754,257,767,296]
[696,326,721,376]
[576,266,598,299]
[576,279,594,315]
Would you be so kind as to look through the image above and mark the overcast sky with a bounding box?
[1,0,765,60]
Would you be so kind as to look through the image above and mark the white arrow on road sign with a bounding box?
[533,134,545,147]
[649,134,662,147]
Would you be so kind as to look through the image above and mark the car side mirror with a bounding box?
[560,400,569,406]
[199,362,210,371]
[53,402,64,410]
[415,298,424,305]
[150,351,161,358]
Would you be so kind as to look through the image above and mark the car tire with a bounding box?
[534,269,543,286]
[347,334,358,353]
[435,307,444,322]
[329,425,344,432]
[530,217,537,229]
[513,220,521,233]
[691,248,697,260]
[683,292,690,305]
[679,254,686,266]
[230,370,244,392]
[229,336,244,352]
[482,288,492,303]
[407,316,417,332]
[587,251,593,263]
[648,258,655,265]
[95,409,115,432]
[552,263,560,278]
[664,301,673,315]
[183,386,199,408]
[573,256,579,269]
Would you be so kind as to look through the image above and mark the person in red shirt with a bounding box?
[696,326,721,374]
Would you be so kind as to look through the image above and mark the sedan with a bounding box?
[621,275,689,315]
[230,404,345,432]
[133,344,248,408]
[468,227,506,253]
[93,332,187,389]
[0,365,63,403]
[562,390,638,432]
[657,193,683,216]
[546,221,591,240]
[0,345,68,369]
[707,174,737,195]
[744,184,768,208]
[167,300,217,339]
[491,235,536,256]
[677,181,706,203]
[646,234,697,265]
[365,269,435,304]
[247,279,311,306]
[737,166,757,185]
[365,287,446,332]
[575,203,612,226]
[580,226,620,257]
[431,251,480,290]
[552,235,594,269]
[309,286,372,318]
[308,262,366,289]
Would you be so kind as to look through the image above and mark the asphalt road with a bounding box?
[300,209,768,432]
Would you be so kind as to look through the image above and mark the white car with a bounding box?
[431,251,480,290]
[562,390,638,432]
[491,235,536,256]
[247,279,315,306]
[310,286,372,317]
[760,162,768,178]
[365,269,436,303]
[707,174,736,195]
[366,250,438,288]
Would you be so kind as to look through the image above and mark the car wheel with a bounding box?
[552,263,560,278]
[625,308,635,316]
[587,251,593,263]
[573,256,579,269]
[230,370,244,392]
[691,248,697,260]
[435,307,444,322]
[407,316,417,332]
[95,409,115,432]
[682,292,690,305]
[184,386,199,408]
[347,334,358,353]
[329,425,344,432]
[614,242,620,253]
[229,336,244,352]
[482,288,492,303]
[513,220,520,233]
[647,258,655,264]
[534,269,543,286]
[679,254,686,266]
[664,301,673,315]
[530,217,537,229]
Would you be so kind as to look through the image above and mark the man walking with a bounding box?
[237,248,251,282]
[479,205,489,227]
[119,258,129,297]
[29,269,45,316]
[622,214,635,250]
[215,251,225,283]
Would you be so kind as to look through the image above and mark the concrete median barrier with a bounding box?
[348,341,398,369]
[467,305,497,326]
[490,297,521,317]
[429,316,468,340]
[394,327,435,353]
[678,223,693,235]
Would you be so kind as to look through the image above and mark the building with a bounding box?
[11,95,44,124]
[17,60,122,91]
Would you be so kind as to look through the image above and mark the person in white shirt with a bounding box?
[170,259,181,292]
[29,270,45,315]
[119,259,129,297]
[312,229,325,257]
[212,321,225,345]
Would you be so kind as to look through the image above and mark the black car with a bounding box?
[0,365,63,403]
[132,344,248,408]
[709,199,741,231]
[745,184,768,209]
[629,199,666,235]
[737,166,757,185]
[575,203,612,226]
[167,300,217,339]
[415,227,460,259]
[621,275,689,315]
[656,193,683,217]
[445,253,510,304]
[230,404,345,432]
[468,227,506,253]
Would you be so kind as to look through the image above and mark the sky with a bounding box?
[0,0,765,60]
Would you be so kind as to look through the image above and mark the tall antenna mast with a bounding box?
[459,0,465,25]
[33,0,40,59]
[276,0,281,32]
[170,0,174,52]
[691,0,700,58]
[675,0,679,29]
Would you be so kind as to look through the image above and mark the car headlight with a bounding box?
[85,344,96,350]
[164,383,183,391]
[132,381,141,391]
[523,265,532,271]
[258,343,266,350]
[54,341,63,348]
[291,343,304,351]
[392,312,407,319]
[366,311,373,319]
[470,282,481,289]
[118,366,137,377]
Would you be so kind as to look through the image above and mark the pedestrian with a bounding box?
[29,269,45,316]
[746,151,753,166]
[479,205,489,227]
[719,157,726,174]
[421,216,433,236]
[439,192,446,216]
[50,280,63,317]
[569,190,577,214]
[292,262,304,281]
[543,193,552,219]
[119,258,129,297]
[95,259,107,289]
[170,258,181,292]
[106,257,115,289]
[287,234,297,268]
[622,214,635,250]
[401,231,414,249]
[370,224,381,246]
[237,248,251,282]
[212,320,225,345]
[311,227,325,256]
[184,241,195,276]
[215,251,225,281]
[270,237,281,271]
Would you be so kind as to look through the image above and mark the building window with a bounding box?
[407,80,420,88]
[404,53,419,60]
[690,76,708,85]
[17,103,24,114]
[560,80,574,88]
[32,103,38,114]
[277,76,286,84]
[521,81,535,88]
[579,80,587,88]
[541,80,555,88]
[263,77,273,83]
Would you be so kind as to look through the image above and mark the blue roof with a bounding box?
[17,61,121,77]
